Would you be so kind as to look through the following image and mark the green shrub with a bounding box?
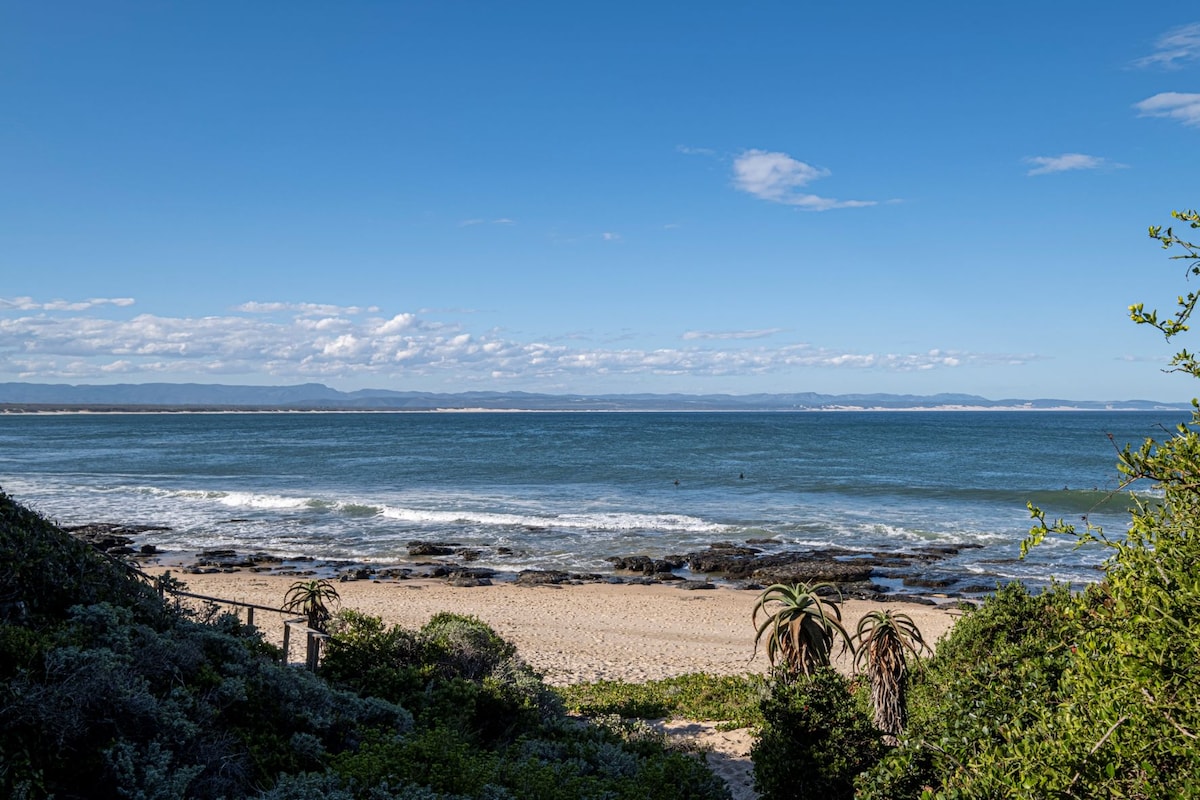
[751,668,882,800]
[856,583,1075,799]
[419,612,518,680]
[325,610,561,746]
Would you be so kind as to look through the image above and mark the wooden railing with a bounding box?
[145,570,330,670]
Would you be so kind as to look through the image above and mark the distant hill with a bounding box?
[0,381,1190,411]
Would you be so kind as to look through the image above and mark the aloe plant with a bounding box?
[752,582,851,679]
[852,608,929,744]
[282,578,341,632]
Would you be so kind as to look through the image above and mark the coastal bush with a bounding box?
[324,611,561,745]
[751,667,882,800]
[855,582,1075,799]
[0,492,729,799]
[419,611,519,680]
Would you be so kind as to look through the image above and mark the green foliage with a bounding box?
[751,668,883,800]
[0,493,729,800]
[324,611,563,746]
[320,608,726,799]
[420,611,518,680]
[556,672,769,730]
[856,583,1076,799]
[751,582,851,678]
[1131,208,1200,377]
[0,489,164,625]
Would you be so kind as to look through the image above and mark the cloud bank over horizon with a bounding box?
[0,296,1029,389]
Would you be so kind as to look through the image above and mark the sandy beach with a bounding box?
[147,567,963,685]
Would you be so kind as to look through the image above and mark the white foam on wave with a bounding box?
[378,504,725,533]
[215,491,312,510]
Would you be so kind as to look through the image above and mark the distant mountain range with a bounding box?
[0,382,1191,411]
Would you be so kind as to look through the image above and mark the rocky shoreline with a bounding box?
[65,521,1001,604]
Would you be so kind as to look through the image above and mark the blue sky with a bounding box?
[2,2,1199,400]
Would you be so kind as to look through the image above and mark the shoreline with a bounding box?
[144,566,964,686]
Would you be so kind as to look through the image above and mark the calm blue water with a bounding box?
[0,410,1184,592]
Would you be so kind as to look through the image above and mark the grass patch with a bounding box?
[556,672,768,729]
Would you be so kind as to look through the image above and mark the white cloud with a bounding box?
[732,150,875,210]
[0,296,135,311]
[1023,153,1119,175]
[677,145,716,156]
[1134,92,1200,127]
[236,301,366,316]
[374,313,416,335]
[682,328,785,341]
[0,296,1031,384]
[602,232,621,241]
[1135,22,1200,69]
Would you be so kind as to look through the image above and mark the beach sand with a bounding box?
[147,568,962,684]
[147,568,963,800]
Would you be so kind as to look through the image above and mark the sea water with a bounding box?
[0,410,1185,592]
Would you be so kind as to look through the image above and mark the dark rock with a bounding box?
[606,555,685,575]
[751,560,875,586]
[709,541,762,553]
[677,580,717,590]
[901,576,956,589]
[877,593,937,606]
[515,570,571,586]
[959,584,994,594]
[408,541,455,556]
[138,544,159,555]
[447,571,493,587]
[458,549,482,562]
[338,568,373,582]
[411,565,451,578]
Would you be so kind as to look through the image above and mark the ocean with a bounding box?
[0,410,1184,594]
